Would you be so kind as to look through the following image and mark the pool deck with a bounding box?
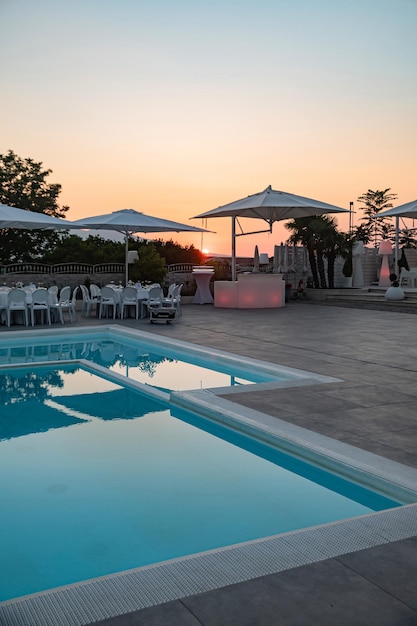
[2,300,417,625]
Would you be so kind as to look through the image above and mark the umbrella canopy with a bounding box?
[192,186,348,279]
[377,199,417,219]
[0,203,73,229]
[193,185,349,221]
[71,208,210,284]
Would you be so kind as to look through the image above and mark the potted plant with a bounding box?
[385,273,405,301]
[340,226,369,288]
[342,254,353,288]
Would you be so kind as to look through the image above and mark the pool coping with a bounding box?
[2,326,417,625]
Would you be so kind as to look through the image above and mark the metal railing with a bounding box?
[0,261,223,276]
[0,262,125,275]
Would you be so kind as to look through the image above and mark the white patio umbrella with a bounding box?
[71,208,210,284]
[376,199,417,273]
[377,199,417,220]
[192,186,349,280]
[0,203,74,229]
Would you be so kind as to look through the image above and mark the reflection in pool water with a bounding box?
[0,333,282,391]
[0,364,401,603]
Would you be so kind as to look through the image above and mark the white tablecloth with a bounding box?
[102,285,151,318]
[105,285,150,304]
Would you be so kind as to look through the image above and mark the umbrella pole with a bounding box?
[232,217,236,281]
[395,216,399,276]
[125,235,129,285]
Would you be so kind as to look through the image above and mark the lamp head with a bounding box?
[378,240,393,255]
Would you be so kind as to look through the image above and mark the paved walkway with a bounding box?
[3,300,417,624]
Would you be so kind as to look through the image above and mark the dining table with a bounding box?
[105,284,152,318]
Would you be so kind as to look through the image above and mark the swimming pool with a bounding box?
[2,326,417,626]
[0,325,323,392]
[0,362,403,603]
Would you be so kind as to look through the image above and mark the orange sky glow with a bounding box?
[1,0,416,258]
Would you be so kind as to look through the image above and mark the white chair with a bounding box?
[6,288,29,327]
[99,286,117,319]
[147,286,164,307]
[146,286,176,323]
[164,283,183,316]
[80,284,97,317]
[399,268,417,289]
[90,284,101,302]
[48,286,58,304]
[48,285,73,324]
[29,289,51,326]
[69,286,79,322]
[166,283,177,299]
[170,283,183,316]
[120,286,140,319]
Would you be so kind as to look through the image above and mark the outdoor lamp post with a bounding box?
[378,240,393,287]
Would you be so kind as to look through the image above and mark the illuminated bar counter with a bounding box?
[214,273,285,309]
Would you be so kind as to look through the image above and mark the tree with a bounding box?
[43,234,124,264]
[285,215,340,288]
[398,228,417,249]
[129,243,167,284]
[0,150,70,263]
[145,238,204,266]
[357,188,397,247]
[339,225,370,279]
[285,217,321,288]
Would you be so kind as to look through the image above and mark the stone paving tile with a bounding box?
[181,559,417,626]
[92,601,200,626]
[336,537,417,611]
[320,386,417,408]
[334,433,417,467]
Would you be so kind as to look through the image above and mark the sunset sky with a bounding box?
[1,0,416,257]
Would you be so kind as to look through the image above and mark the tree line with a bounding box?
[1,150,416,288]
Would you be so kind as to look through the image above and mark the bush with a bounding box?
[129,244,167,284]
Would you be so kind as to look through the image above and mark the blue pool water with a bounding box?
[0,330,287,391]
[0,364,400,603]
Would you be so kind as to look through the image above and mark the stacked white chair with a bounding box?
[146,285,176,324]
[171,283,183,316]
[48,286,74,324]
[80,284,97,317]
[164,283,183,316]
[69,286,79,322]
